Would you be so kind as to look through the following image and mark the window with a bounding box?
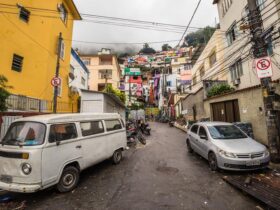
[2,122,45,146]
[208,125,247,140]
[184,64,192,70]
[70,65,75,74]
[198,126,208,138]
[99,70,112,79]
[19,7,30,22]
[105,120,122,132]
[199,66,205,78]
[58,3,68,24]
[49,123,77,143]
[167,81,172,86]
[99,57,113,65]
[230,59,243,81]
[256,0,265,10]
[226,22,238,45]
[190,125,199,134]
[209,52,217,67]
[80,121,104,136]
[221,0,233,16]
[193,75,197,85]
[59,39,65,59]
[12,54,24,72]
[82,58,91,66]
[81,77,86,86]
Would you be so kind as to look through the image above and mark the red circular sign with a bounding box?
[51,77,61,87]
[257,58,271,71]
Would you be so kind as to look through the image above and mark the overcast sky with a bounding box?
[72,0,219,53]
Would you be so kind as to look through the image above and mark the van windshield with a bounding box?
[2,122,46,146]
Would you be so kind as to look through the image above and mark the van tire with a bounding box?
[112,149,122,165]
[57,166,80,193]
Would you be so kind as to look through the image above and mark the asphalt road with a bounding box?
[2,122,262,210]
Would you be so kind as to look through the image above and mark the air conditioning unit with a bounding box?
[233,79,241,86]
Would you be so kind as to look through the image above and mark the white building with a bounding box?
[70,49,89,93]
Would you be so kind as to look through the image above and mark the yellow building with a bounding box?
[81,49,121,92]
[0,0,81,113]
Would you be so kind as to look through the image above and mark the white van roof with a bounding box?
[13,113,121,124]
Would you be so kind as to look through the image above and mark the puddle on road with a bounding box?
[156,166,179,175]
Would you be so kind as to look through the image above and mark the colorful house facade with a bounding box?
[0,0,81,113]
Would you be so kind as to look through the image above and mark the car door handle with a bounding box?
[76,145,82,149]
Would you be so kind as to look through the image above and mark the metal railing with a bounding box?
[5,94,78,113]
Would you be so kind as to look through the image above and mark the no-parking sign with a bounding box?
[255,57,273,79]
[51,77,61,87]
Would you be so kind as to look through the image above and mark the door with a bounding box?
[42,123,82,187]
[197,126,209,159]
[211,100,240,122]
[104,119,126,156]
[189,125,200,153]
[80,120,108,168]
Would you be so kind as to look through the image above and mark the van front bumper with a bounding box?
[0,181,41,193]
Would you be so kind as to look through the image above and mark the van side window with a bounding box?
[190,125,199,134]
[105,120,122,132]
[81,121,104,136]
[49,123,77,143]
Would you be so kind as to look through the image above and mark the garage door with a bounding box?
[211,100,240,123]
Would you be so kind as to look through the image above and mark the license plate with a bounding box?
[0,175,12,183]
[246,160,261,166]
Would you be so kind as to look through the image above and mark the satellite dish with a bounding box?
[69,72,75,80]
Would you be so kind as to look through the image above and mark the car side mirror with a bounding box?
[200,135,208,140]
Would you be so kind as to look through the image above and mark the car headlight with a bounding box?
[22,163,32,175]
[219,149,236,158]
[264,149,270,157]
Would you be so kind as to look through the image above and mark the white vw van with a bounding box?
[0,113,126,193]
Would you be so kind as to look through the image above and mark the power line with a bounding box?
[177,0,202,48]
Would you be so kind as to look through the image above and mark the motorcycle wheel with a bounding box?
[138,132,146,145]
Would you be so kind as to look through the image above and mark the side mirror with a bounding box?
[200,135,208,140]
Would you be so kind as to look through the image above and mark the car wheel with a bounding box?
[186,139,193,153]
[57,166,80,193]
[112,149,122,164]
[208,152,218,171]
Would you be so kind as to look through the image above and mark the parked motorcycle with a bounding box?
[138,120,151,136]
[126,121,146,145]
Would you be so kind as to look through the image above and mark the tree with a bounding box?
[162,44,172,51]
[0,75,12,111]
[103,84,126,104]
[184,26,216,47]
[139,43,156,54]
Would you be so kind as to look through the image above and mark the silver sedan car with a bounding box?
[186,122,270,171]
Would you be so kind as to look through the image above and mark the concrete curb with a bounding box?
[174,122,188,133]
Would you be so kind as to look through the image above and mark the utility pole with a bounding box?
[248,0,279,162]
[53,32,62,113]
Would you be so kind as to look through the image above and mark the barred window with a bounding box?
[12,54,24,72]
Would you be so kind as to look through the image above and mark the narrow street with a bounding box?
[5,122,260,210]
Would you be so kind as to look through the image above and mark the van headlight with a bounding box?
[22,163,32,175]
[219,149,236,158]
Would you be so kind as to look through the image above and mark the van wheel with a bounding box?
[112,149,122,165]
[57,166,79,193]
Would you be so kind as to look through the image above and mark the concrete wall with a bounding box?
[204,87,268,145]
[182,89,205,121]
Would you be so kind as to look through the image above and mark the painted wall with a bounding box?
[204,87,268,145]
[0,0,81,112]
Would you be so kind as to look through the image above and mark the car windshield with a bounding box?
[2,122,46,146]
[207,125,247,140]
